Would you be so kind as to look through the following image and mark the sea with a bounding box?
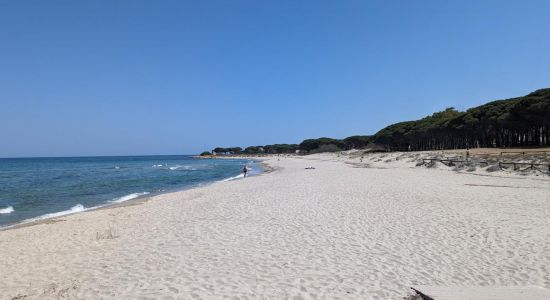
[0,155,261,228]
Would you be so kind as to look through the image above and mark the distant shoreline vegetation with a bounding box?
[203,89,550,155]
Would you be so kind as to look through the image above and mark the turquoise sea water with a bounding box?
[0,156,260,228]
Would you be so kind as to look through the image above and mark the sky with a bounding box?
[1,0,549,157]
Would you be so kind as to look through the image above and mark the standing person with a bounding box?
[243,165,248,178]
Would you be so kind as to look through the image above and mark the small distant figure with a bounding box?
[243,165,248,177]
[466,148,470,159]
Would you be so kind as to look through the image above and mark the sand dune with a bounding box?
[1,154,550,299]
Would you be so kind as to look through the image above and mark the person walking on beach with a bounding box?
[243,165,248,178]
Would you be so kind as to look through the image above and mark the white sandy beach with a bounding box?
[1,153,550,299]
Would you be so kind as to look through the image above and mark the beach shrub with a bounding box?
[426,161,438,168]
[96,225,119,240]
[486,165,501,172]
[200,151,211,156]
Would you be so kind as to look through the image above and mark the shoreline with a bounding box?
[1,153,549,299]
[0,157,268,232]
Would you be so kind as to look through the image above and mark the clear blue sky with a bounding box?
[1,0,549,157]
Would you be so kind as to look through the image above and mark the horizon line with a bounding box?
[0,154,198,159]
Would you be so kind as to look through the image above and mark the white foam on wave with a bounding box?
[220,173,245,182]
[152,164,164,168]
[41,204,86,219]
[17,204,88,225]
[0,206,14,214]
[2,191,152,229]
[110,192,150,203]
[169,165,197,171]
[0,204,91,230]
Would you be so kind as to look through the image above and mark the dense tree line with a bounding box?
[209,135,372,155]
[212,147,243,154]
[373,89,550,150]
[342,135,372,149]
[242,144,299,154]
[298,138,344,152]
[206,89,550,155]
[297,136,373,153]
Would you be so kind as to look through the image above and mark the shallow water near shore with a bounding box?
[0,155,261,228]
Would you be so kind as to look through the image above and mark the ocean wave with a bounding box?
[0,204,89,229]
[4,192,150,228]
[220,173,245,182]
[152,164,165,168]
[110,192,150,203]
[3,204,89,229]
[31,204,87,221]
[0,206,14,214]
[169,165,197,171]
